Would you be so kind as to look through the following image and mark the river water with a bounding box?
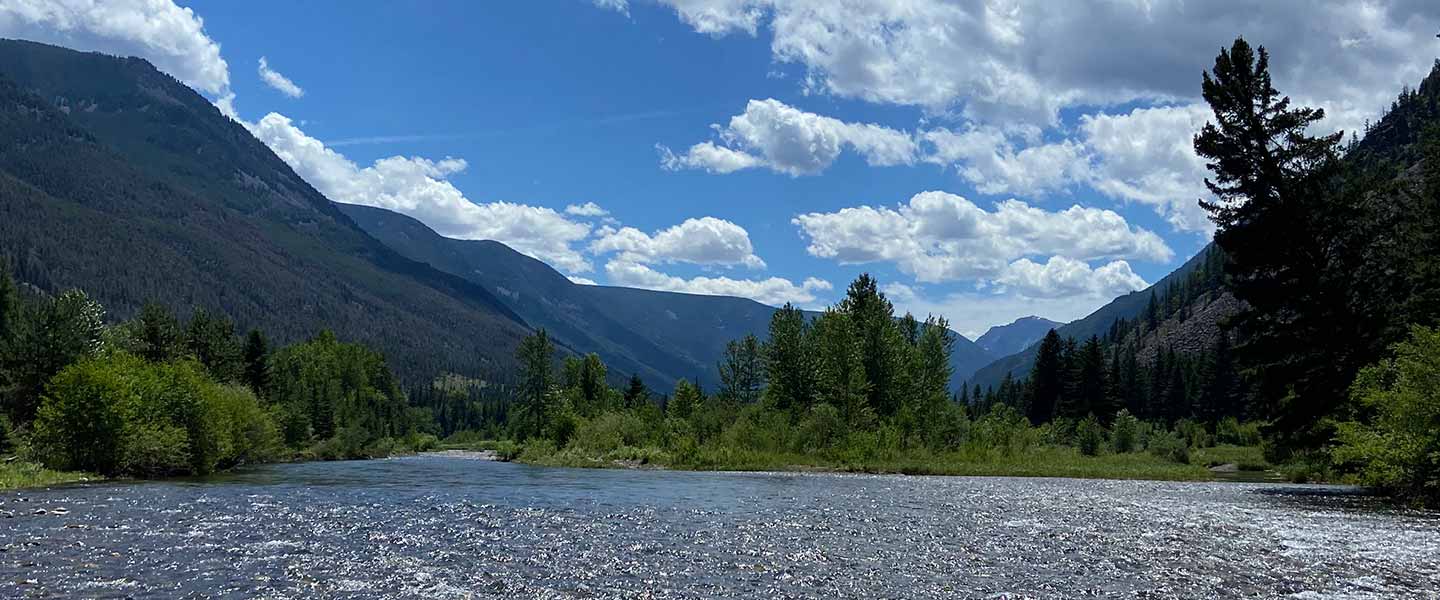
[1,454,1437,599]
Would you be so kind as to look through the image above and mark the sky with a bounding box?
[1,1,1437,338]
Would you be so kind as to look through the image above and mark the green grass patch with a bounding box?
[1193,445,1270,471]
[0,457,98,489]
[519,444,1214,482]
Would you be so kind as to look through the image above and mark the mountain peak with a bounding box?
[976,316,1065,357]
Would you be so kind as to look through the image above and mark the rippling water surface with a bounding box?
[2,455,1438,598]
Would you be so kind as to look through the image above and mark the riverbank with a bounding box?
[0,457,98,490]
[515,443,1217,482]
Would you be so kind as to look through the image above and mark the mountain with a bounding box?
[0,39,532,381]
[968,245,1218,389]
[338,203,997,390]
[975,316,1064,357]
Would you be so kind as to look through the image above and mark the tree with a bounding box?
[1027,330,1064,424]
[0,257,19,346]
[242,329,270,398]
[623,373,649,408]
[4,290,106,423]
[1060,337,1109,421]
[1333,326,1440,503]
[839,274,903,417]
[186,307,242,383]
[1193,37,1348,451]
[514,329,556,440]
[135,302,184,364]
[906,315,955,446]
[763,303,814,412]
[810,310,872,430]
[668,378,702,420]
[718,334,765,404]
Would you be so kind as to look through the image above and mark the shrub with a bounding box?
[1333,326,1440,501]
[1149,432,1191,464]
[1215,417,1262,446]
[32,353,280,476]
[571,411,650,453]
[0,414,11,453]
[1175,418,1213,449]
[1076,414,1104,456]
[1111,409,1139,453]
[795,403,844,451]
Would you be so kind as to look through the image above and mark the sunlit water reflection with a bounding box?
[2,455,1437,598]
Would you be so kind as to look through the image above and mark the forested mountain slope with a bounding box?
[0,39,531,381]
[339,203,998,390]
[968,245,1217,389]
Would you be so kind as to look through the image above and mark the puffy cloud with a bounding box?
[564,202,609,217]
[922,127,1090,197]
[640,0,1439,130]
[793,190,1171,286]
[604,259,830,306]
[661,98,917,176]
[590,217,766,269]
[257,56,304,98]
[1079,104,1215,232]
[658,141,764,174]
[249,113,594,273]
[0,0,230,95]
[996,256,1147,299]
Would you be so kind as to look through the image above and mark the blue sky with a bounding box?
[5,1,1438,337]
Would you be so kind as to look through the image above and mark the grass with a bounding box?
[1192,444,1270,471]
[0,457,98,490]
[520,444,1215,482]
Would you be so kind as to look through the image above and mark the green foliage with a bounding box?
[1111,410,1140,453]
[29,353,278,477]
[185,307,242,383]
[1333,326,1440,502]
[267,331,411,454]
[134,302,184,364]
[667,379,702,420]
[1076,414,1104,456]
[3,289,107,423]
[514,329,555,440]
[718,334,765,404]
[1148,432,1191,465]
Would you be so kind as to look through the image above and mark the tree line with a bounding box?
[0,259,432,477]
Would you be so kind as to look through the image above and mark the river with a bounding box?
[2,454,1437,598]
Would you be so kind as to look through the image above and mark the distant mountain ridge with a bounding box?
[338,203,998,390]
[975,316,1064,357]
[968,245,1216,389]
[0,39,532,380]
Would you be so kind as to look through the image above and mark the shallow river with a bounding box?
[2,455,1438,598]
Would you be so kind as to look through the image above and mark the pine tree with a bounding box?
[135,302,184,363]
[623,373,649,408]
[1194,37,1347,450]
[242,329,270,398]
[515,329,555,440]
[1027,330,1064,424]
[186,307,242,382]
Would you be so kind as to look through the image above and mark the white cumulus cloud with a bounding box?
[605,259,830,306]
[661,98,917,176]
[564,202,610,217]
[590,217,766,269]
[0,0,230,95]
[257,56,304,98]
[997,256,1147,300]
[249,113,594,273]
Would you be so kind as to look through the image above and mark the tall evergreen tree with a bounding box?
[1027,330,1064,424]
[810,310,872,429]
[1194,37,1348,450]
[135,302,184,364]
[186,307,242,383]
[515,329,555,440]
[242,329,270,399]
[623,373,649,408]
